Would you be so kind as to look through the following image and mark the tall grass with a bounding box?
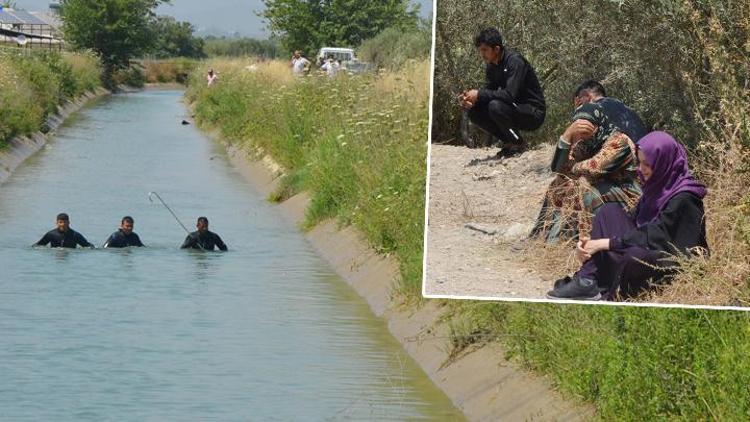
[187,58,430,298]
[141,58,200,84]
[0,50,102,145]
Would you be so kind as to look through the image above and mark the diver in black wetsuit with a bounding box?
[34,213,94,248]
[180,216,227,251]
[103,216,145,248]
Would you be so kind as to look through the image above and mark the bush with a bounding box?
[0,50,102,145]
[432,0,749,147]
[112,65,146,88]
[142,58,199,84]
[358,24,431,70]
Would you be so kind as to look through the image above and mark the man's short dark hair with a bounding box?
[122,216,134,224]
[56,213,69,221]
[474,28,504,49]
[197,216,209,225]
[574,80,607,98]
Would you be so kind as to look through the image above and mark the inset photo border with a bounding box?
[422,0,750,311]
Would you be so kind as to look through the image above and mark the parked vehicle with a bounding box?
[316,47,372,75]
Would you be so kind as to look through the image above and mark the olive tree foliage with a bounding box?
[260,0,420,55]
[432,0,750,147]
[60,0,167,71]
[150,15,206,59]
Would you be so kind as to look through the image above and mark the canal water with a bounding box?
[0,90,463,420]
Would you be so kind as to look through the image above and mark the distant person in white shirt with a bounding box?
[320,54,340,78]
[206,69,218,86]
[290,50,310,76]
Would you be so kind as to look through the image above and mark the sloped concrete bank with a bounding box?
[0,88,109,185]
[222,143,595,421]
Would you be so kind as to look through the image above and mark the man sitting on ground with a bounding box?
[34,213,94,248]
[571,80,647,143]
[181,216,227,251]
[458,27,546,157]
[103,216,145,248]
[529,80,643,242]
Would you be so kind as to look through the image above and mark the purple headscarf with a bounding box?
[636,131,707,226]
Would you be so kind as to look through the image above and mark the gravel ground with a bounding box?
[424,143,559,299]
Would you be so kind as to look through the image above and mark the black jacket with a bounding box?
[612,192,708,264]
[181,230,227,251]
[35,228,93,248]
[103,229,144,248]
[478,48,546,112]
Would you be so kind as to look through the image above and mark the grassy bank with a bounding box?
[186,59,430,298]
[433,0,750,419]
[0,50,101,146]
[140,58,201,84]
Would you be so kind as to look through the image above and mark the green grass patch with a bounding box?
[187,59,430,298]
[0,50,102,146]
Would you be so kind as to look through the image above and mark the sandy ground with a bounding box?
[225,144,594,420]
[425,144,558,299]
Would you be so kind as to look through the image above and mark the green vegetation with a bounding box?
[187,58,430,298]
[60,0,164,71]
[261,0,420,55]
[358,24,431,70]
[149,16,206,59]
[60,0,204,87]
[203,37,283,59]
[432,0,750,418]
[0,50,102,145]
[141,58,200,84]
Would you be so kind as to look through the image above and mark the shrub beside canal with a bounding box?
[187,59,430,298]
[0,51,101,146]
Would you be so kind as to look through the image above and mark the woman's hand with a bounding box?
[575,238,610,263]
[576,238,592,263]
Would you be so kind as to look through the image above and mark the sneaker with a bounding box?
[546,275,602,301]
[553,275,572,290]
[497,142,528,158]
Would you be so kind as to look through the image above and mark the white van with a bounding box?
[316,47,356,65]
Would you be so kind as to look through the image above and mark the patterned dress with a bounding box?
[536,102,641,240]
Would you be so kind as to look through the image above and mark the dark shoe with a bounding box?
[553,275,572,290]
[497,141,528,158]
[546,275,602,301]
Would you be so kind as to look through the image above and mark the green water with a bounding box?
[0,90,463,421]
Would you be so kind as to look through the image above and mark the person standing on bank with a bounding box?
[34,213,94,248]
[458,27,546,157]
[103,216,145,248]
[181,216,227,251]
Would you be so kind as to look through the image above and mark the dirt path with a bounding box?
[425,144,559,299]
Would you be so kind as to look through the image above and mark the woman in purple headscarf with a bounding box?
[547,131,708,300]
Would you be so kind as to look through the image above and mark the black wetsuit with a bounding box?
[35,228,94,248]
[103,229,144,248]
[181,230,227,251]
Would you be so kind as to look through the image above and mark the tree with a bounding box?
[150,16,206,59]
[60,0,166,71]
[261,0,419,55]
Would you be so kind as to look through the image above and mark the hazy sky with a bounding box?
[16,0,433,38]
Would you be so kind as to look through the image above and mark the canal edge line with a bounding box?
[0,87,110,186]
[222,143,595,421]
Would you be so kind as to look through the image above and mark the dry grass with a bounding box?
[643,125,750,306]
